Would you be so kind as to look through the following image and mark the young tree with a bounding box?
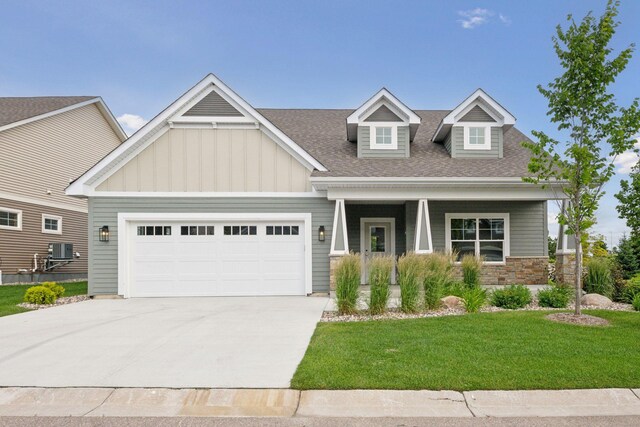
[523,0,640,315]
[614,234,639,279]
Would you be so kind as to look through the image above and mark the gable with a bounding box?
[363,105,403,122]
[95,127,311,193]
[182,91,243,117]
[459,105,495,122]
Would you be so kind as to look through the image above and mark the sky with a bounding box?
[1,0,639,248]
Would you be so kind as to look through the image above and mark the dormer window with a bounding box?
[464,125,491,150]
[371,124,397,150]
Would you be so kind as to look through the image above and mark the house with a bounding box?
[0,96,126,283]
[67,74,573,298]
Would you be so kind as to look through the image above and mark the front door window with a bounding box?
[370,226,386,252]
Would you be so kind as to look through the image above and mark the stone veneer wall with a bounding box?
[555,253,577,285]
[452,256,549,286]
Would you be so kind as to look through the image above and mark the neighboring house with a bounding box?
[67,74,572,298]
[0,97,126,283]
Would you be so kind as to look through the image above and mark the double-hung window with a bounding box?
[0,207,22,231]
[446,214,509,263]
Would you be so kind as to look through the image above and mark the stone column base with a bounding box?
[555,252,577,285]
[329,255,345,291]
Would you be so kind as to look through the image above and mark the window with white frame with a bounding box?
[446,214,508,263]
[463,125,491,150]
[371,125,397,150]
[42,214,62,234]
[0,207,22,230]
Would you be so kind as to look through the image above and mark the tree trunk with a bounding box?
[574,232,583,315]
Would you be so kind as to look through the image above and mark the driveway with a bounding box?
[0,296,327,388]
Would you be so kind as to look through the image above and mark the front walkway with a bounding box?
[0,296,327,388]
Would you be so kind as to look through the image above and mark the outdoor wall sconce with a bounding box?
[99,225,110,242]
[318,225,325,242]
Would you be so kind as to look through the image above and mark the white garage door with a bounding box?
[127,220,307,297]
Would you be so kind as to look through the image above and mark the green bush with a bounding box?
[443,281,467,298]
[622,274,640,304]
[491,285,532,309]
[397,253,424,314]
[461,254,482,288]
[423,252,454,310]
[462,287,487,313]
[537,284,572,308]
[584,257,614,298]
[334,253,361,315]
[633,294,640,312]
[41,281,65,299]
[24,286,57,305]
[610,261,628,302]
[368,255,395,315]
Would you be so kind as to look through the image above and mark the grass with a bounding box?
[291,310,640,391]
[0,281,87,318]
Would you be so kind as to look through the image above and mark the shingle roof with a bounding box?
[0,96,96,128]
[257,108,534,178]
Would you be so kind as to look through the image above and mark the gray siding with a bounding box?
[459,105,496,122]
[344,204,406,255]
[444,131,452,155]
[449,126,503,159]
[357,125,410,158]
[427,200,546,256]
[183,91,243,116]
[364,105,402,122]
[88,197,334,295]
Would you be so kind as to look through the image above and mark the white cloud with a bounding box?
[117,113,147,136]
[457,8,511,29]
[614,138,640,174]
[499,13,512,25]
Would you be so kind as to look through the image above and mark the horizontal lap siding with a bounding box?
[450,126,502,159]
[428,200,546,256]
[89,197,334,295]
[358,125,409,158]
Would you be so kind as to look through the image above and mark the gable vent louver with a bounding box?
[183,91,243,117]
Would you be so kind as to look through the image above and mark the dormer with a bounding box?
[432,89,516,158]
[347,89,421,158]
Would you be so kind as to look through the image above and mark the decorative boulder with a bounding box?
[440,295,464,309]
[581,293,613,307]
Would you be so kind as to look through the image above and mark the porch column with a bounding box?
[414,199,433,254]
[329,199,349,290]
[555,200,577,284]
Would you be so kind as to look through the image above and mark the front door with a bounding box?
[360,218,396,284]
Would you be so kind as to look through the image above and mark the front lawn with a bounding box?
[0,281,88,317]
[292,310,640,390]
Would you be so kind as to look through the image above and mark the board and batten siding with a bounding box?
[0,104,123,210]
[96,128,311,193]
[357,125,410,158]
[0,197,87,274]
[88,197,335,295]
[446,126,503,159]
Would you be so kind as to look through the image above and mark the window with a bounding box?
[42,214,62,234]
[370,124,398,150]
[446,214,508,263]
[224,225,257,236]
[463,125,491,150]
[266,225,299,236]
[180,225,214,236]
[137,225,172,236]
[0,208,22,230]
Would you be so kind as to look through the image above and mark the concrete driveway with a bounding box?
[0,296,327,388]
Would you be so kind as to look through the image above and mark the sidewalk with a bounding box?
[1,387,640,418]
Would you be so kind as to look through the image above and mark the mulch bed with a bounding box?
[546,312,610,326]
[17,295,90,310]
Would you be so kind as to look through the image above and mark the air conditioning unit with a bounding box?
[48,243,73,260]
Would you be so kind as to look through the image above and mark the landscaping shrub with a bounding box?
[461,254,482,288]
[462,287,487,313]
[397,252,424,314]
[443,281,467,298]
[423,252,454,310]
[610,261,628,302]
[584,257,614,298]
[633,294,640,312]
[622,274,640,304]
[334,253,361,315]
[537,284,572,308]
[23,286,57,305]
[368,255,395,315]
[41,282,65,299]
[491,285,532,309]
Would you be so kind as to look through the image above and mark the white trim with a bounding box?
[0,191,88,213]
[41,214,62,235]
[444,213,510,264]
[0,206,22,231]
[359,217,396,284]
[67,74,326,197]
[86,190,326,198]
[347,88,421,125]
[329,199,349,255]
[311,176,565,184]
[463,124,492,150]
[370,123,398,150]
[117,212,313,298]
[324,186,561,201]
[414,199,433,254]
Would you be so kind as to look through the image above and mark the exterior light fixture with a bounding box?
[318,226,325,242]
[99,225,110,242]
